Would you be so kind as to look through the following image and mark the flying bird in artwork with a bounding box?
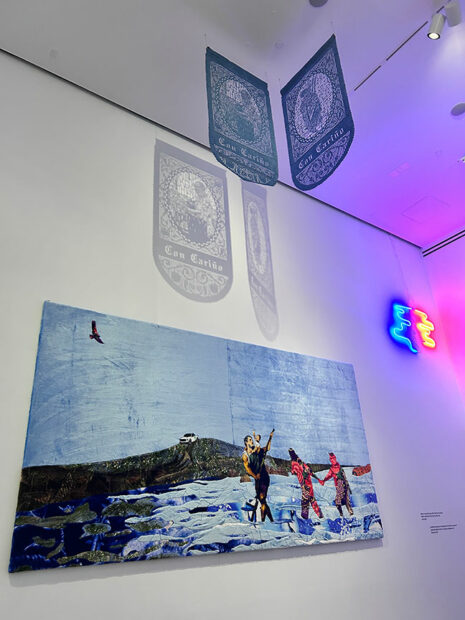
[89,320,104,344]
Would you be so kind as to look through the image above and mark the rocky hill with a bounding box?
[17,438,330,511]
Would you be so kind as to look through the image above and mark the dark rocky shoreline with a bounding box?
[17,438,333,511]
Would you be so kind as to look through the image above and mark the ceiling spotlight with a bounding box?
[309,0,329,6]
[427,12,445,39]
[445,1,462,27]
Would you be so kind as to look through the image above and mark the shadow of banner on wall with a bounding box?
[242,182,279,340]
[153,140,233,302]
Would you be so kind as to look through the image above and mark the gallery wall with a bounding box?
[1,52,465,619]
[425,237,465,403]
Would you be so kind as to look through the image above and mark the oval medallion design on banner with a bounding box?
[206,48,278,186]
[242,182,279,340]
[153,141,232,302]
[281,35,354,191]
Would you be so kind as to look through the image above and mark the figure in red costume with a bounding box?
[288,449,323,520]
[320,452,354,518]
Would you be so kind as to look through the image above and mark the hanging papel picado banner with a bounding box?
[281,35,354,191]
[206,48,278,186]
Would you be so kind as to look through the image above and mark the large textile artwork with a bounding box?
[242,182,279,340]
[281,35,354,190]
[206,47,278,186]
[10,302,382,572]
[153,140,232,302]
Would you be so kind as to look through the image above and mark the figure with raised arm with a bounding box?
[242,429,274,522]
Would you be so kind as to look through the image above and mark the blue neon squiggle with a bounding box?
[389,303,417,353]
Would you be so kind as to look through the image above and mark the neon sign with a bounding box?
[389,303,436,353]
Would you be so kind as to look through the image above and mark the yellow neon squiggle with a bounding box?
[413,309,436,349]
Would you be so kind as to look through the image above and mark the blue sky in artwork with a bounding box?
[23,302,369,467]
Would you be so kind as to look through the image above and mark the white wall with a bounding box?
[1,52,465,619]
[425,237,465,403]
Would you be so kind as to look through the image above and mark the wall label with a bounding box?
[420,512,458,535]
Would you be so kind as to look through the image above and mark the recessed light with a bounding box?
[309,0,329,7]
[451,102,465,117]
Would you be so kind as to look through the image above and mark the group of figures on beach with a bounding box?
[242,429,354,523]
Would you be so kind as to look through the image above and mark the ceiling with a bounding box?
[1,0,464,248]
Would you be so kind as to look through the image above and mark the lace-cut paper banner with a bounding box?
[281,35,354,191]
[153,141,232,302]
[206,47,278,186]
[242,182,279,340]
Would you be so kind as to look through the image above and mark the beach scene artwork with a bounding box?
[9,302,382,572]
